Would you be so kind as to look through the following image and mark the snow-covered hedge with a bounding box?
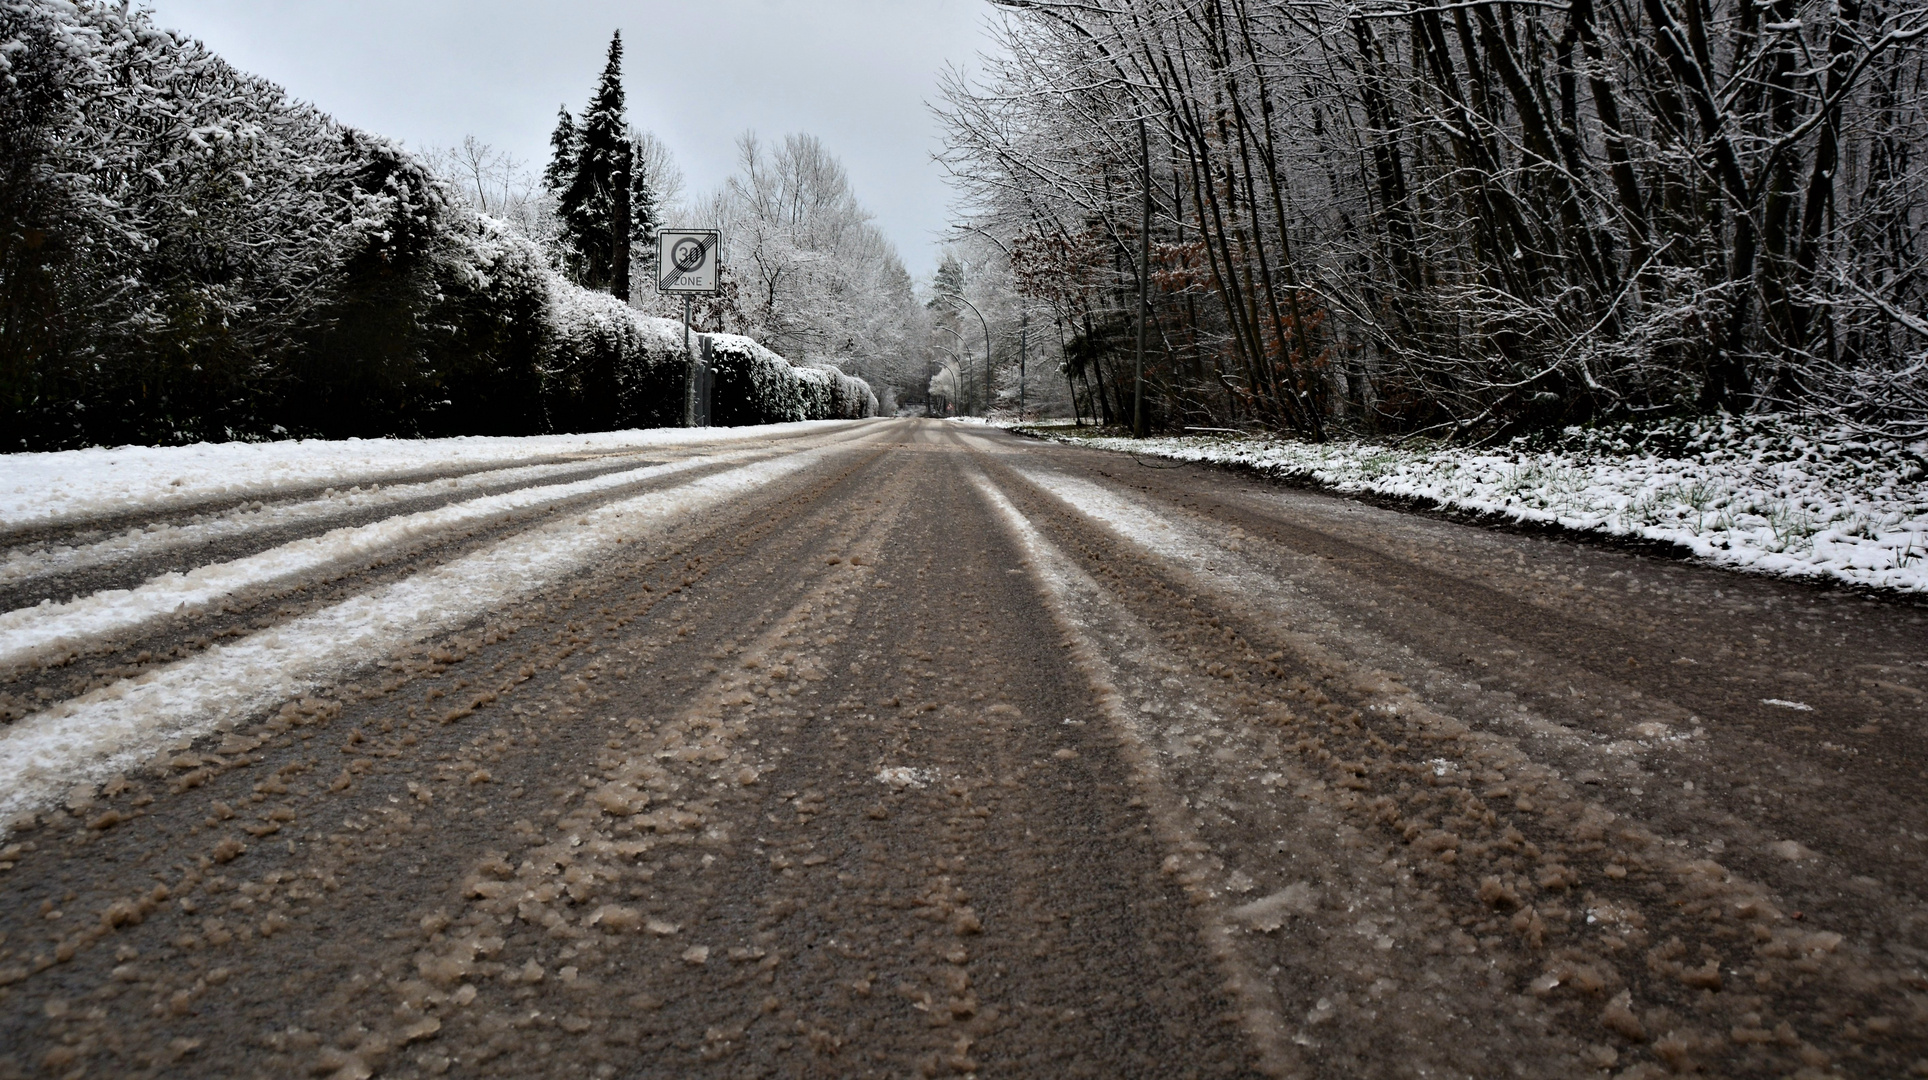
[811,360,882,421]
[0,1,872,449]
[541,292,687,432]
[704,335,876,426]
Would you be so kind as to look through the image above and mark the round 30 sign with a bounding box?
[657,230,720,294]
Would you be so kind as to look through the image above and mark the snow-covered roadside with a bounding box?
[1017,416,1928,594]
[0,457,633,591]
[0,420,868,533]
[0,440,849,824]
[0,451,750,671]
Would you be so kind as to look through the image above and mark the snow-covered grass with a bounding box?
[1019,415,1928,594]
[0,420,867,533]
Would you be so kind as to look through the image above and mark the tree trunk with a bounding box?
[612,141,632,302]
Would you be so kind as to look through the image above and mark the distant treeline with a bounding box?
[0,2,872,452]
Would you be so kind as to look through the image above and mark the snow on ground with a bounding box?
[0,439,853,823]
[1017,415,1928,594]
[0,457,625,591]
[0,420,866,533]
[0,452,742,671]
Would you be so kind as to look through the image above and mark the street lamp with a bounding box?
[930,342,967,416]
[940,291,994,416]
[934,324,972,413]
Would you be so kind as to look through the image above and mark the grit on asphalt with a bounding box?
[0,418,1923,1078]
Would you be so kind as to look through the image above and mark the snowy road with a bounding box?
[0,419,1923,1077]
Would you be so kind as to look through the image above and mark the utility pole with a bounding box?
[1134,116,1149,438]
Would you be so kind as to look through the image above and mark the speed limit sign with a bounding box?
[657,229,719,293]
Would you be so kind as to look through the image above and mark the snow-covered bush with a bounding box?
[1,0,372,446]
[701,335,876,426]
[541,291,687,432]
[0,1,874,448]
[706,334,807,426]
[279,145,558,440]
[809,360,880,420]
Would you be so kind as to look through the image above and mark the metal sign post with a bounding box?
[657,229,721,427]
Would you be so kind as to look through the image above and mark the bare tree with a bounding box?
[935,0,1928,440]
[707,132,921,397]
[425,135,545,237]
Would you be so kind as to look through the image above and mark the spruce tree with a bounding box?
[543,106,577,195]
[929,253,966,308]
[545,31,641,298]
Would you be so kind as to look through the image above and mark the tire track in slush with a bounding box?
[0,427,889,731]
[0,424,888,675]
[0,432,885,825]
[965,433,1926,1078]
[0,455,667,605]
[968,469,1301,1076]
[0,456,715,674]
[0,421,876,543]
[357,455,913,1078]
[0,424,918,1078]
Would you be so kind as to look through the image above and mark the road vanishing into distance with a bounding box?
[0,418,1923,1078]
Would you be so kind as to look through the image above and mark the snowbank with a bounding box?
[0,442,854,823]
[1022,416,1928,594]
[0,421,863,533]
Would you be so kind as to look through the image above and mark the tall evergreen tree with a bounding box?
[545,32,642,298]
[929,252,966,308]
[542,106,577,194]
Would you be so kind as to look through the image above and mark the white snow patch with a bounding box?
[1025,417,1928,593]
[1769,839,1818,861]
[874,766,931,789]
[0,420,869,533]
[1229,884,1318,933]
[1761,698,1815,711]
[0,451,753,671]
[0,441,852,823]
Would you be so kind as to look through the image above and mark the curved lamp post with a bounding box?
[934,324,972,413]
[930,342,967,416]
[940,292,994,415]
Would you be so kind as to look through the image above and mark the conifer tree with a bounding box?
[544,31,655,299]
[542,106,577,194]
[929,252,966,308]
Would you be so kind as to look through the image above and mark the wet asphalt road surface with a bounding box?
[0,418,1923,1078]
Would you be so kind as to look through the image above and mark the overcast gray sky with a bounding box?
[142,0,1000,280]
